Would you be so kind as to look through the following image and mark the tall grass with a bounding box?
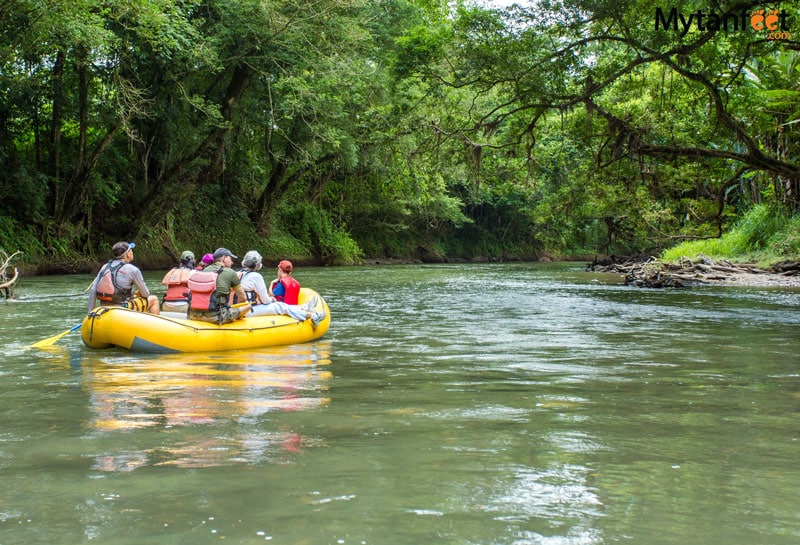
[661,204,799,264]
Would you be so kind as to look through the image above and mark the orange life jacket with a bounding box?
[188,267,221,312]
[95,261,131,303]
[161,267,193,302]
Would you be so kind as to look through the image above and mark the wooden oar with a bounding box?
[30,323,82,349]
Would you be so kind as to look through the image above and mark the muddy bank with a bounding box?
[587,255,800,288]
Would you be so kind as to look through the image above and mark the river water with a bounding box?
[1,262,799,544]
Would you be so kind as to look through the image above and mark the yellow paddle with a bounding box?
[31,323,82,349]
[234,302,251,318]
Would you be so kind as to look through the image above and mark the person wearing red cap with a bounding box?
[87,241,160,314]
[239,252,325,327]
[269,260,301,304]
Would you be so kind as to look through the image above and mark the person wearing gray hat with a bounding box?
[88,241,160,315]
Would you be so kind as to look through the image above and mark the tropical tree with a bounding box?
[394,0,800,251]
[1,0,378,258]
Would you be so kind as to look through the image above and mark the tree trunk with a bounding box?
[48,48,66,220]
[251,159,289,233]
[76,48,89,170]
[129,62,253,235]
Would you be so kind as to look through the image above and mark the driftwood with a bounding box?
[587,254,799,288]
[0,250,22,299]
[771,260,800,275]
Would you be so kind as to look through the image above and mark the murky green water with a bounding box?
[2,262,799,544]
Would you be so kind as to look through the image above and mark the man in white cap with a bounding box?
[88,241,160,314]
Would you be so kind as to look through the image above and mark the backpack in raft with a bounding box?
[234,270,260,304]
[188,269,221,312]
[95,261,129,303]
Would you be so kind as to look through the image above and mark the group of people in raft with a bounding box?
[87,241,326,326]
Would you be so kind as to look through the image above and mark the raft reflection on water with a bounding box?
[78,342,332,471]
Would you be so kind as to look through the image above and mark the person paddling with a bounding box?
[87,241,160,315]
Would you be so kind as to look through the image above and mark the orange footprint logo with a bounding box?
[751,9,780,31]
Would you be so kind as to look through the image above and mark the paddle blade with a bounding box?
[30,324,81,349]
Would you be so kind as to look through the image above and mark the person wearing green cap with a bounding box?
[160,250,196,313]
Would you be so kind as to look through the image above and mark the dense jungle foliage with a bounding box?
[2,0,800,272]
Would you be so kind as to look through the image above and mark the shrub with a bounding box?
[661,204,795,262]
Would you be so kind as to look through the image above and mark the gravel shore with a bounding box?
[702,272,800,288]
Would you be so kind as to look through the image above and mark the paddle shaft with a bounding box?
[30,323,82,348]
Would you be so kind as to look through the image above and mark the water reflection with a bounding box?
[76,342,331,471]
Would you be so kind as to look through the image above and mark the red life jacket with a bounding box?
[277,276,300,305]
[96,261,130,303]
[188,267,221,312]
[161,267,193,302]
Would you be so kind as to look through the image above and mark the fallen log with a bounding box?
[0,267,18,290]
[772,260,800,273]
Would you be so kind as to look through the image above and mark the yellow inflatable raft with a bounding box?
[81,288,330,353]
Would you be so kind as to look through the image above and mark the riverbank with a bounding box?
[9,250,800,289]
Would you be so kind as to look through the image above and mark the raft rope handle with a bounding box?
[86,305,112,342]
